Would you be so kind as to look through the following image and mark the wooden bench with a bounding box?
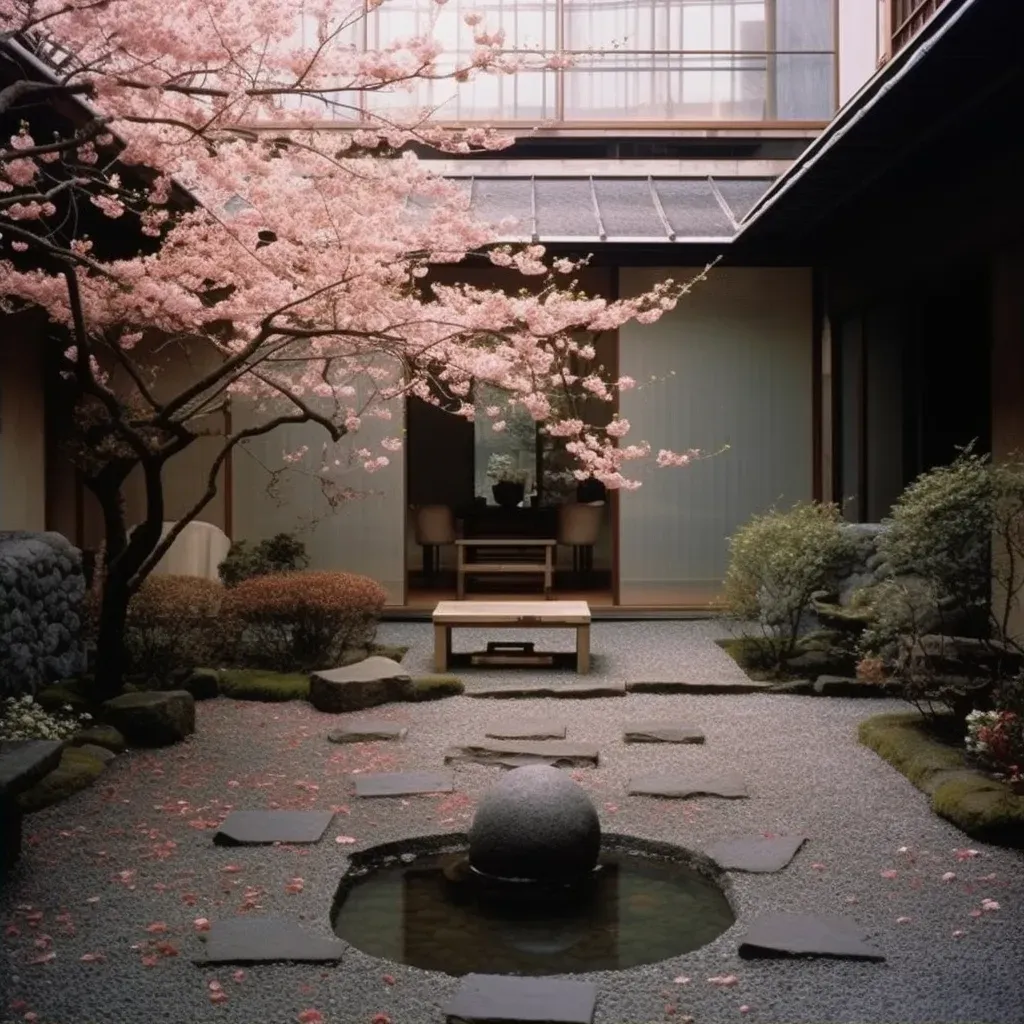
[432,600,591,674]
[1,739,63,874]
[455,539,556,599]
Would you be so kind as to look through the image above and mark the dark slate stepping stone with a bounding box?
[624,721,705,744]
[328,720,408,743]
[446,973,598,1024]
[469,682,626,699]
[197,917,345,963]
[213,810,334,845]
[706,834,807,872]
[739,913,885,961]
[626,680,771,695]
[0,739,64,794]
[485,721,567,740]
[629,771,749,799]
[444,740,599,768]
[354,771,454,797]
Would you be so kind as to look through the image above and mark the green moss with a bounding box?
[68,724,126,754]
[402,675,464,702]
[715,637,773,678]
[35,680,95,715]
[17,747,107,813]
[859,712,1024,847]
[216,669,310,702]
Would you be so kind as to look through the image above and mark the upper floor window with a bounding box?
[889,0,947,55]
[296,0,837,126]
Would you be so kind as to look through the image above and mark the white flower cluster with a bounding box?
[0,694,91,742]
[965,709,998,755]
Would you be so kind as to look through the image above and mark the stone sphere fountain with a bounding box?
[467,765,601,882]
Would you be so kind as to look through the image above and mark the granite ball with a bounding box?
[468,764,601,881]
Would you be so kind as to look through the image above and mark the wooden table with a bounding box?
[455,538,556,599]
[432,600,591,674]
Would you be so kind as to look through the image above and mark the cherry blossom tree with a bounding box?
[0,0,704,697]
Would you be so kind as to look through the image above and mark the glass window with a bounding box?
[473,385,539,503]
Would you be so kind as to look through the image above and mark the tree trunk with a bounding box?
[92,575,131,701]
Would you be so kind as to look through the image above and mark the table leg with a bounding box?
[434,624,450,672]
[576,623,590,674]
[544,544,553,599]
[456,546,465,599]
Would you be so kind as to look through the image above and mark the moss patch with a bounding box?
[68,724,126,754]
[17,747,107,813]
[715,637,776,680]
[859,712,1024,847]
[369,643,409,663]
[216,669,310,702]
[402,675,465,702]
[35,679,96,715]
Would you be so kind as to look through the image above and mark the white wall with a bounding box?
[0,316,47,532]
[838,0,883,107]
[231,380,406,605]
[618,267,814,606]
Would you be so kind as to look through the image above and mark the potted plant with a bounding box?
[487,453,529,508]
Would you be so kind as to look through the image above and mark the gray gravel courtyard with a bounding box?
[2,620,1023,1024]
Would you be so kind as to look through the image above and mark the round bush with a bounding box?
[222,571,387,672]
[124,575,224,681]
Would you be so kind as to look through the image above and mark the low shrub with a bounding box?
[1,694,92,741]
[123,575,224,681]
[723,501,854,673]
[218,533,309,588]
[222,571,387,672]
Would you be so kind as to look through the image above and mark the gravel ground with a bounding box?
[3,620,1023,1024]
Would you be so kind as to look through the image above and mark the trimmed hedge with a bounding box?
[221,571,387,672]
[859,712,1024,847]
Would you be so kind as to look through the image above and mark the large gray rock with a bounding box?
[468,764,601,881]
[102,690,195,747]
[309,656,411,713]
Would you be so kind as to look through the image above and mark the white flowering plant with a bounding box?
[0,695,92,742]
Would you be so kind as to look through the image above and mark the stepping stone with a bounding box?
[739,913,885,961]
[485,721,567,740]
[626,679,771,695]
[196,917,346,963]
[705,834,807,873]
[629,771,749,799]
[354,770,454,797]
[445,973,598,1024]
[214,810,334,845]
[623,721,705,744]
[328,720,408,743]
[309,657,411,713]
[469,682,626,699]
[444,740,599,769]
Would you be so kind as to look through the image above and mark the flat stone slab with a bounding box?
[485,721,567,740]
[626,680,771,694]
[629,771,749,799]
[739,913,885,961]
[197,917,346,963]
[354,771,454,797]
[623,721,705,744]
[469,682,626,699]
[327,720,408,743]
[213,810,334,845]
[444,740,599,768]
[446,974,598,1024]
[0,740,64,795]
[705,834,807,872]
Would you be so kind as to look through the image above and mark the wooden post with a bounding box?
[576,623,591,674]
[433,623,449,673]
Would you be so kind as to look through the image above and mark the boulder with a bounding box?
[813,675,875,697]
[68,724,126,754]
[900,635,1024,681]
[171,667,221,700]
[308,656,411,713]
[77,743,116,764]
[102,690,196,747]
[468,765,601,881]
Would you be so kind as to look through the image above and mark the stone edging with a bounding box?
[858,712,1024,847]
